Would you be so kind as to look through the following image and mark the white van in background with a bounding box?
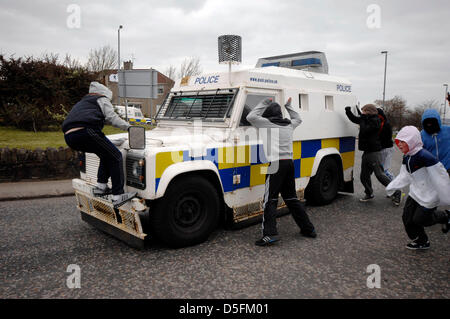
[114,103,151,124]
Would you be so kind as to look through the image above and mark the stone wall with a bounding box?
[0,147,81,182]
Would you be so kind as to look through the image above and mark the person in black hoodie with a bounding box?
[345,104,401,204]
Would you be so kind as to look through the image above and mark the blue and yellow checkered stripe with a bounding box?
[154,137,355,193]
[128,118,152,124]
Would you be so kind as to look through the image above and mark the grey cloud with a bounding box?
[1,0,449,107]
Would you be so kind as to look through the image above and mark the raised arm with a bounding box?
[284,97,302,128]
[345,106,361,124]
[246,98,273,128]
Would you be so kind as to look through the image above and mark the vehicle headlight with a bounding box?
[126,155,146,189]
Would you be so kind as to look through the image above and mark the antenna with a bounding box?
[218,35,241,85]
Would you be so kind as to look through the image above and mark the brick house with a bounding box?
[100,61,174,118]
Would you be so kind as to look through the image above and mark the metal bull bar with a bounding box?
[73,180,147,249]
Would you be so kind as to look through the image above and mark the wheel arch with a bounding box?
[309,148,345,189]
[155,160,224,199]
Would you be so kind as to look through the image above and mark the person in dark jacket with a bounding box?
[345,104,401,204]
[62,82,136,208]
[356,107,395,179]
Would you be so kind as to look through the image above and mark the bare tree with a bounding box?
[164,65,177,80]
[375,96,408,130]
[408,99,440,128]
[40,52,60,64]
[163,57,202,80]
[86,45,117,73]
[63,54,83,69]
[416,99,439,113]
[178,57,202,79]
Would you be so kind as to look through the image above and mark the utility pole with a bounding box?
[381,51,388,109]
[444,84,448,124]
[117,25,123,107]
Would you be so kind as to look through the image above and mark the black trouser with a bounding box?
[262,159,315,236]
[360,151,391,195]
[402,196,448,243]
[65,128,124,195]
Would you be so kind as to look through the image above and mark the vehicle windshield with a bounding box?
[156,89,238,121]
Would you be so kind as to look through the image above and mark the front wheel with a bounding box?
[305,157,340,205]
[150,176,220,248]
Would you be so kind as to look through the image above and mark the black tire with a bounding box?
[305,157,340,205]
[150,175,220,248]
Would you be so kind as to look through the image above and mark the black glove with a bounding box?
[345,106,351,112]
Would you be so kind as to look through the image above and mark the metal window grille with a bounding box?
[156,89,238,121]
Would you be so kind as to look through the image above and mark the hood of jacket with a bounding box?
[421,109,442,129]
[89,82,113,101]
[377,108,387,121]
[262,102,291,126]
[395,126,423,156]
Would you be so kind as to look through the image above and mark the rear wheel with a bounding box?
[305,157,340,205]
[150,176,220,248]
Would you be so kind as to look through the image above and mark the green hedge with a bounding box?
[0,55,97,131]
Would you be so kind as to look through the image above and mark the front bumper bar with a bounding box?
[72,179,147,249]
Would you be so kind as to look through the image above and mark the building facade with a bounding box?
[101,61,175,118]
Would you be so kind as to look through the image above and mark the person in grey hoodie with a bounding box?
[247,97,316,246]
[62,81,136,207]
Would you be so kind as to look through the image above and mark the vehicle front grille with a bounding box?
[85,153,112,187]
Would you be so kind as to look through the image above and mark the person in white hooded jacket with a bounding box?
[386,126,450,250]
[62,81,136,208]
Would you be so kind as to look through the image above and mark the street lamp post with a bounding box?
[117,25,123,111]
[444,84,448,124]
[381,51,388,109]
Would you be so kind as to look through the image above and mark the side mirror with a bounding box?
[128,126,146,149]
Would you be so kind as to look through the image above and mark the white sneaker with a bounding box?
[112,192,137,208]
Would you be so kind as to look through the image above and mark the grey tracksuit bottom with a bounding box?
[360,151,392,195]
[262,159,315,236]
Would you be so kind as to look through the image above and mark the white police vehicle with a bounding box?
[72,52,358,249]
[115,103,152,124]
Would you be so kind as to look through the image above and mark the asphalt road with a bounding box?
[0,148,448,299]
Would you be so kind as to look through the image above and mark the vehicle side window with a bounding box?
[239,94,275,126]
[299,94,309,111]
[325,95,334,110]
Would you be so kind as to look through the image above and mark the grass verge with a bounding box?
[0,125,152,150]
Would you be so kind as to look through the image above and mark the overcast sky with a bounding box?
[1,0,449,108]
